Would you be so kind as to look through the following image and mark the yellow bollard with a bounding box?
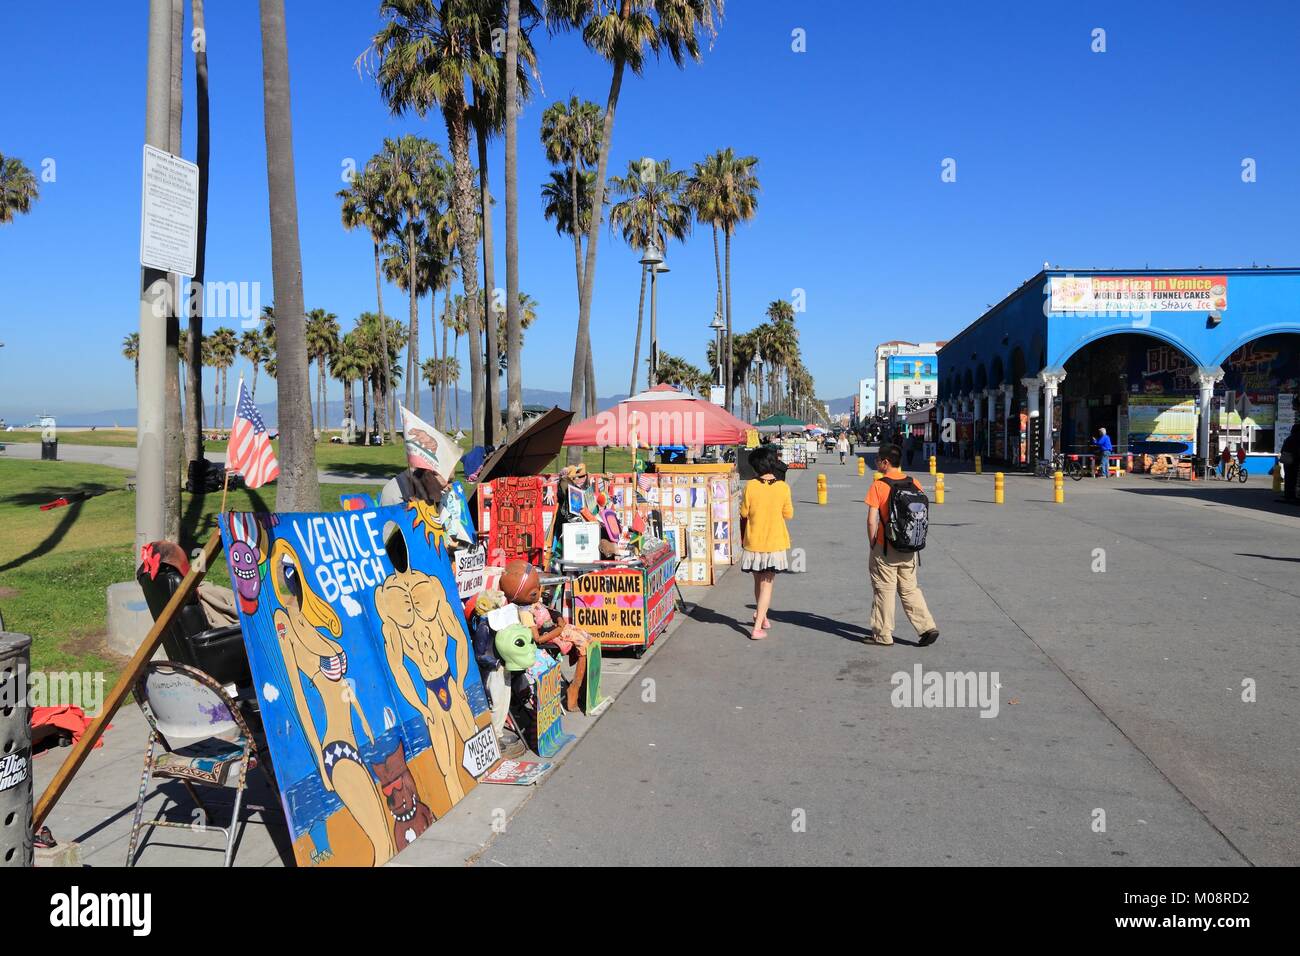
[857,457,865,477]
[975,454,983,475]
[929,455,937,476]
[994,471,1005,505]
[1054,470,1064,504]
[817,473,827,505]
[935,473,945,505]
[1273,464,1283,493]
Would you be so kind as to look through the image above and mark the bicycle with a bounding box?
[1225,459,1249,483]
[1051,452,1087,481]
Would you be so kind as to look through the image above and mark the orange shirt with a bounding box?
[865,467,922,547]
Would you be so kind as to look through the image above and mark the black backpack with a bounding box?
[882,476,929,554]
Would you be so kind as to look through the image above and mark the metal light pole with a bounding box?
[710,310,724,387]
[640,240,664,389]
[136,0,173,555]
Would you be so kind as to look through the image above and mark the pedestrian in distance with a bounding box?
[739,444,795,641]
[1280,427,1299,502]
[1093,427,1113,477]
[865,442,939,647]
[838,432,850,465]
[905,432,919,469]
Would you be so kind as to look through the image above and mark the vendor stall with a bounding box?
[564,542,676,657]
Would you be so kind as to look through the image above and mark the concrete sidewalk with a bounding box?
[474,458,1296,866]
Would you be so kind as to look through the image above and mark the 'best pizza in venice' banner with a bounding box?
[1050,275,1227,314]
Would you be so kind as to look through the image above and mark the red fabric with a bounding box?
[31,706,107,748]
[563,393,750,446]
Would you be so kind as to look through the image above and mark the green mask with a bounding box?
[495,623,536,671]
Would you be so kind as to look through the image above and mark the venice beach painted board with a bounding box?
[219,503,496,867]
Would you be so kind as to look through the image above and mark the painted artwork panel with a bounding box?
[219,503,493,867]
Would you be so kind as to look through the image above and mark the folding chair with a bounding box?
[126,662,269,867]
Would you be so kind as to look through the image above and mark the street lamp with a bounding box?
[640,240,665,389]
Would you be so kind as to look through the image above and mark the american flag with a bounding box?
[227,378,280,489]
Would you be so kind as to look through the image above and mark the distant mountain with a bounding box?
[13,387,627,429]
[825,394,856,415]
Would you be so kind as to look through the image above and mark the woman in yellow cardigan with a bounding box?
[740,444,795,640]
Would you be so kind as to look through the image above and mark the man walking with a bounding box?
[864,442,939,647]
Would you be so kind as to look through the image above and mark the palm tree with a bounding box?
[123,333,141,386]
[608,158,691,395]
[654,352,706,395]
[371,135,444,417]
[239,327,272,398]
[370,0,504,450]
[330,331,366,441]
[260,0,318,507]
[0,154,39,224]
[305,309,339,426]
[540,95,602,415]
[546,0,724,462]
[208,326,238,432]
[687,147,759,413]
[339,163,398,443]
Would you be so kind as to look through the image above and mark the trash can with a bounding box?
[0,632,33,868]
[38,416,56,462]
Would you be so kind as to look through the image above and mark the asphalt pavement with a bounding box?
[475,450,1298,866]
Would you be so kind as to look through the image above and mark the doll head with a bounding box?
[473,588,506,617]
[495,622,537,671]
[500,559,541,606]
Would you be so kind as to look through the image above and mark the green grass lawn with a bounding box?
[0,440,638,683]
[0,458,380,682]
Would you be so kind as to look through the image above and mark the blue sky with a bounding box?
[3,0,1299,421]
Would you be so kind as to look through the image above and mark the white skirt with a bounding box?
[741,549,791,573]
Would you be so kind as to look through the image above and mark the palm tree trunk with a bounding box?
[186,0,209,467]
[361,377,370,445]
[445,99,484,450]
[370,242,396,445]
[568,55,625,463]
[259,0,318,509]
[724,225,734,413]
[473,89,498,447]
[453,326,461,430]
[406,222,419,416]
[502,0,523,439]
[628,263,647,398]
[441,294,450,432]
[251,362,259,399]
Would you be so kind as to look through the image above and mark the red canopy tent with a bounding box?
[562,385,750,447]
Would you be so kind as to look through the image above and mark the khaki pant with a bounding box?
[197,583,239,629]
[868,544,936,642]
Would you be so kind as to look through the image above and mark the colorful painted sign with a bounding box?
[572,568,645,646]
[533,655,573,758]
[584,640,607,713]
[453,544,487,599]
[218,503,494,867]
[1050,275,1227,313]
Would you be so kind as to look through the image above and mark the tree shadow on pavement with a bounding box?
[1236,552,1300,563]
[1113,483,1300,519]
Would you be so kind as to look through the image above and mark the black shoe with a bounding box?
[918,629,940,646]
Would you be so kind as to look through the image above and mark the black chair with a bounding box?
[135,561,251,691]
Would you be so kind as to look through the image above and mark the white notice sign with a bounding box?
[140,144,199,276]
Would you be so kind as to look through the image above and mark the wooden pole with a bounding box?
[33,530,225,829]
[218,464,231,514]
